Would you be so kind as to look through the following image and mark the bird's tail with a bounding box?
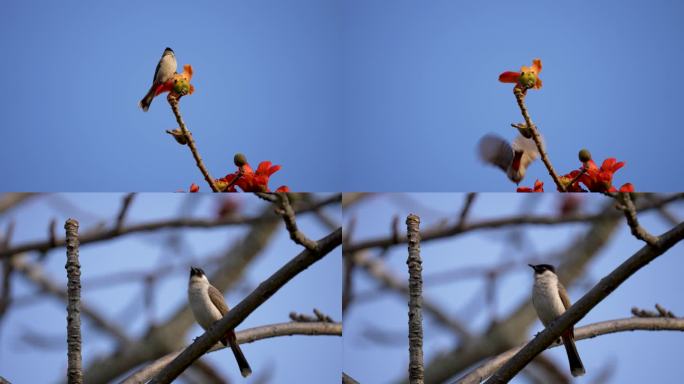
[139,85,156,112]
[227,332,252,378]
[562,334,585,377]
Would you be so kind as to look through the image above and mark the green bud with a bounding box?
[518,71,537,89]
[173,77,191,96]
[234,153,248,167]
[578,149,592,163]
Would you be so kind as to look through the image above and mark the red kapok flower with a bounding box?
[517,179,544,192]
[189,183,200,193]
[217,160,288,192]
[499,59,543,91]
[156,64,195,99]
[559,169,587,192]
[580,158,628,192]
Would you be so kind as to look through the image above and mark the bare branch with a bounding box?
[272,193,319,250]
[122,321,342,384]
[346,194,684,254]
[406,214,424,384]
[167,97,219,192]
[513,88,565,191]
[458,316,684,384]
[631,303,677,318]
[115,193,135,232]
[456,193,477,229]
[617,193,660,246]
[343,372,361,384]
[65,219,83,384]
[148,227,342,383]
[484,221,684,383]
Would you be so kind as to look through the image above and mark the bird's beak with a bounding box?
[528,264,536,270]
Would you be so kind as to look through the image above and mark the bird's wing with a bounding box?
[557,281,572,310]
[512,133,541,168]
[208,285,229,316]
[478,134,513,172]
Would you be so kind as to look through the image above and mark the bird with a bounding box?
[529,263,586,377]
[478,133,542,184]
[139,47,177,111]
[188,267,252,378]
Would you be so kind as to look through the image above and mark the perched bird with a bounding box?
[188,267,252,378]
[139,47,177,111]
[478,133,541,184]
[529,264,586,377]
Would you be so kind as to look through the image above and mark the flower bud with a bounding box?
[234,153,248,167]
[518,71,537,89]
[578,149,592,163]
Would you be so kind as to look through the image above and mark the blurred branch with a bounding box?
[458,316,684,384]
[148,227,342,383]
[406,214,424,384]
[631,304,677,318]
[271,193,318,250]
[289,308,336,323]
[65,219,83,384]
[122,321,341,384]
[485,221,684,383]
[347,194,683,254]
[456,193,477,229]
[352,251,470,338]
[115,193,135,232]
[616,193,660,246]
[0,193,36,215]
[0,194,339,260]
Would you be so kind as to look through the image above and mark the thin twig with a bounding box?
[65,219,83,384]
[115,193,135,232]
[566,166,587,190]
[343,372,361,384]
[167,97,219,192]
[272,193,318,250]
[513,88,565,191]
[406,214,424,384]
[617,193,660,246]
[457,193,477,229]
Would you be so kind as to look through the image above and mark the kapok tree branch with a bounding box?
[513,88,565,191]
[148,227,342,383]
[458,316,684,384]
[484,221,684,383]
[65,219,83,384]
[122,321,342,384]
[617,192,659,246]
[406,214,425,384]
[167,97,219,192]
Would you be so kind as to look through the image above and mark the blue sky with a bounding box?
[342,0,684,191]
[4,1,684,192]
[0,1,340,192]
[0,193,341,383]
[343,193,684,383]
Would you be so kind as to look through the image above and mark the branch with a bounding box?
[148,227,342,383]
[0,195,340,260]
[484,221,684,383]
[346,194,684,254]
[458,316,684,384]
[406,214,424,384]
[271,193,319,250]
[167,97,219,192]
[65,219,83,384]
[121,321,341,384]
[617,193,660,246]
[343,372,361,384]
[513,88,565,191]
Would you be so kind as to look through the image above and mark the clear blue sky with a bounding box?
[341,0,684,191]
[343,193,684,383]
[0,1,341,192]
[0,194,341,383]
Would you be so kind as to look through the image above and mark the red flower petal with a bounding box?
[619,183,635,192]
[499,71,521,83]
[189,183,199,193]
[275,186,290,192]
